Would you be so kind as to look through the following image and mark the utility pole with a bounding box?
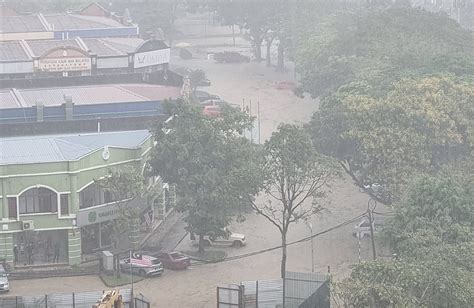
[130,250,134,307]
[367,199,377,260]
[307,222,315,272]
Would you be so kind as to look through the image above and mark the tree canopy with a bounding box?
[335,170,474,307]
[149,101,261,251]
[309,74,474,204]
[296,8,474,98]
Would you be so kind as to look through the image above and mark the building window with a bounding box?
[79,183,126,210]
[60,194,69,216]
[8,198,17,219]
[18,187,58,214]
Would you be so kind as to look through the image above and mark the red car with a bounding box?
[155,252,191,270]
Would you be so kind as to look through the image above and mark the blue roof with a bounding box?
[0,130,151,165]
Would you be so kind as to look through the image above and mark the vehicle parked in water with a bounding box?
[193,90,220,102]
[120,253,164,277]
[199,99,239,117]
[155,252,191,270]
[0,264,10,292]
[193,228,247,247]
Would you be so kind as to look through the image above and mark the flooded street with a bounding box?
[7,53,374,308]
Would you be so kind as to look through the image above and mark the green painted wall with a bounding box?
[0,137,152,266]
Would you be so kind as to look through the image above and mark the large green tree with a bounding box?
[334,170,474,307]
[296,8,474,98]
[251,124,339,305]
[149,101,261,252]
[309,75,474,204]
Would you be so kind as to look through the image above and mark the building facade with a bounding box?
[0,38,171,80]
[0,130,168,266]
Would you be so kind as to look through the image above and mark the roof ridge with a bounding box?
[96,38,126,55]
[50,138,65,161]
[54,137,91,150]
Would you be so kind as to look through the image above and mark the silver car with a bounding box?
[0,265,10,292]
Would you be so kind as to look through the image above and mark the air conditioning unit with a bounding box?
[22,220,35,230]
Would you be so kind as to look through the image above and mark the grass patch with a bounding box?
[183,250,227,263]
[100,272,144,287]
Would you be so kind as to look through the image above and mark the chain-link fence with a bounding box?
[0,288,146,308]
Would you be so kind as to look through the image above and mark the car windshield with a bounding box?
[170,252,182,258]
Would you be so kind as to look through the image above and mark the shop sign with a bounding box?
[133,48,170,69]
[77,202,125,227]
[39,57,91,72]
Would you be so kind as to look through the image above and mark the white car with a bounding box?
[192,229,247,247]
[0,265,9,292]
[352,218,384,239]
[120,254,164,277]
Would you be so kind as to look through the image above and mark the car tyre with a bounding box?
[232,241,243,248]
[203,239,211,247]
[138,269,146,277]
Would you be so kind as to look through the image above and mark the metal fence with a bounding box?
[0,288,136,308]
[239,272,329,308]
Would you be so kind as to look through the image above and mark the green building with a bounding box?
[0,130,165,266]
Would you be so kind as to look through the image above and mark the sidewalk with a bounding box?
[141,210,187,253]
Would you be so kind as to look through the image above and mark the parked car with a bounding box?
[120,253,164,277]
[199,99,241,117]
[198,78,211,87]
[0,264,9,292]
[193,90,220,102]
[199,99,232,117]
[352,218,384,239]
[275,80,296,90]
[193,228,247,247]
[155,252,191,270]
[214,51,250,63]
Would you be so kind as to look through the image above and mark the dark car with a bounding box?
[194,90,220,102]
[155,252,191,270]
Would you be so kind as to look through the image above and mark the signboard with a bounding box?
[133,48,170,69]
[39,57,91,72]
[76,198,147,227]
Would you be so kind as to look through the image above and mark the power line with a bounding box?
[191,212,367,266]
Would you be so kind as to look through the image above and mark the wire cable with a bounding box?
[190,212,367,266]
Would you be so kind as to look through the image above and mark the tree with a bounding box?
[333,171,474,307]
[309,75,474,204]
[215,1,282,61]
[251,124,339,305]
[188,69,207,92]
[296,8,474,98]
[111,0,183,44]
[95,165,150,277]
[149,101,261,253]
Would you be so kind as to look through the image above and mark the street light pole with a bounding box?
[307,222,314,273]
[130,250,134,306]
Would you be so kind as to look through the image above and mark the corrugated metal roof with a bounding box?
[27,39,82,57]
[45,14,124,31]
[0,15,46,33]
[82,38,122,56]
[0,90,19,108]
[0,41,29,61]
[18,85,148,106]
[0,130,151,165]
[2,84,179,108]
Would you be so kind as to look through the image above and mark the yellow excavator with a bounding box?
[92,289,124,308]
